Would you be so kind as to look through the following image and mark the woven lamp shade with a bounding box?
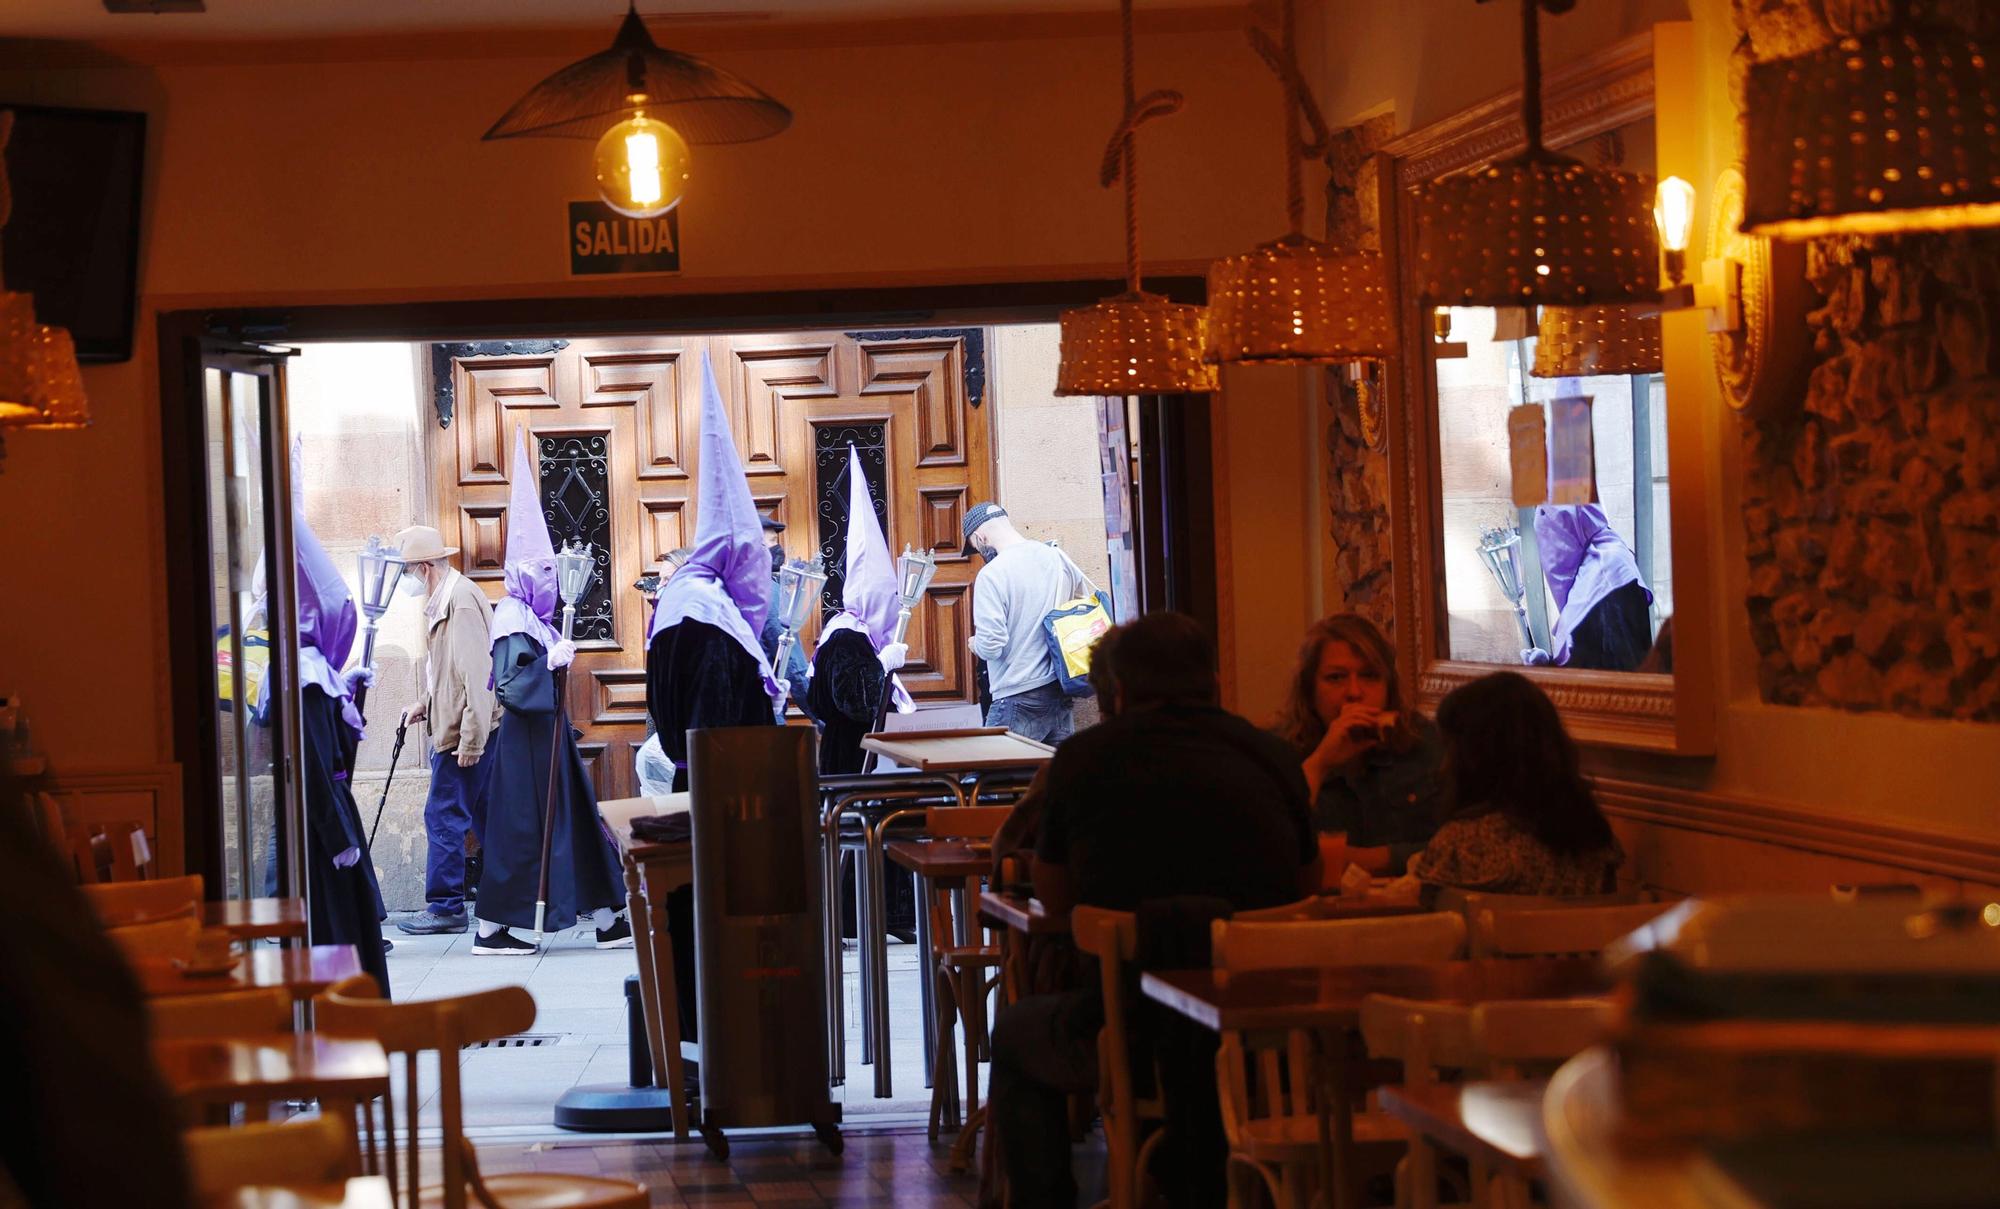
[1417,153,1659,306]
[1206,235,1392,365]
[0,292,40,423]
[1056,293,1218,396]
[18,325,90,429]
[1532,305,1663,378]
[1742,29,2000,238]
[482,8,790,144]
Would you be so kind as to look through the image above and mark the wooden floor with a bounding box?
[476,1126,986,1207]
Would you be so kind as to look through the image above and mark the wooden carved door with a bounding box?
[432,330,991,800]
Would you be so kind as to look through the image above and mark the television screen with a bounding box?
[2,104,146,363]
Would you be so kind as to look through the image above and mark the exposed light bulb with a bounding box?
[593,112,690,218]
[1653,176,1696,252]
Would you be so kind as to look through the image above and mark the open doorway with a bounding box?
[279,321,1110,1120]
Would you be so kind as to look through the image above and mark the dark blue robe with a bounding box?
[300,685,391,997]
[475,632,621,932]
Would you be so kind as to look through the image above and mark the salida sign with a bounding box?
[567,200,680,277]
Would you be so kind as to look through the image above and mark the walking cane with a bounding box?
[533,541,595,950]
[366,720,408,852]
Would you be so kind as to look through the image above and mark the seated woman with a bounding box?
[1275,614,1445,880]
[1411,671,1623,899]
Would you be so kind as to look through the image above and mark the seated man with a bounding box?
[987,612,1321,1208]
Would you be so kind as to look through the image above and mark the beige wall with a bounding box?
[990,322,1114,592]
[0,18,1307,781]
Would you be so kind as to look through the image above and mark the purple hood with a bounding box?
[1534,503,1651,665]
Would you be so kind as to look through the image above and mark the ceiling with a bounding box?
[6,0,1234,42]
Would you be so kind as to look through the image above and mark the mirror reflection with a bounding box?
[1435,305,1672,671]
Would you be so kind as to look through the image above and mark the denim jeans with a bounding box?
[423,746,493,916]
[984,680,1076,744]
[989,990,1102,1207]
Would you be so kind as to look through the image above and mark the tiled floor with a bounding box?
[381,912,967,1133]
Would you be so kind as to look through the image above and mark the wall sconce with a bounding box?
[1431,308,1469,360]
[1653,175,1696,286]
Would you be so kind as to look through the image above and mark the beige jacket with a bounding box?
[422,570,501,758]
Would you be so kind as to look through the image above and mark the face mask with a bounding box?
[397,571,427,598]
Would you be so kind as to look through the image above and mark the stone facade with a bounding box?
[1324,367,1397,633]
[1742,230,2000,718]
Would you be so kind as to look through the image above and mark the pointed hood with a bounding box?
[648,351,780,700]
[289,435,365,736]
[1532,503,1651,666]
[491,428,563,650]
[823,444,897,647]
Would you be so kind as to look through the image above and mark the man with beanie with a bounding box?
[964,501,1088,744]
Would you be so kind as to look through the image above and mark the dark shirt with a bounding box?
[1037,704,1315,912]
[1309,719,1446,875]
[806,627,885,775]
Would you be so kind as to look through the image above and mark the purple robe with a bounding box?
[1534,504,1652,666]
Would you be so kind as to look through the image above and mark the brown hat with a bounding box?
[393,524,458,563]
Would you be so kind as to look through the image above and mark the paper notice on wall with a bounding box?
[1548,394,1596,505]
[1507,404,1548,507]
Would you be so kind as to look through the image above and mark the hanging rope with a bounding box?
[1520,0,1545,154]
[1095,0,1182,296]
[1245,0,1334,238]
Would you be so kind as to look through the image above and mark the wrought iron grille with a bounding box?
[536,433,615,642]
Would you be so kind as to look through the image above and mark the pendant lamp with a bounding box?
[0,112,91,471]
[1416,0,1658,307]
[1531,305,1663,377]
[483,4,790,218]
[1741,18,2000,239]
[1206,0,1391,366]
[1055,0,1216,396]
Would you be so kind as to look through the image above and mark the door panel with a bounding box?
[432,329,992,801]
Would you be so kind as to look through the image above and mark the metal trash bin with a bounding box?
[688,724,841,1156]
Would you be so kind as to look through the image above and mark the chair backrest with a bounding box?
[181,1114,358,1201]
[1359,993,1478,1087]
[1471,998,1614,1077]
[83,874,205,928]
[1072,905,1152,1209]
[107,914,200,963]
[1473,901,1675,959]
[1434,887,1648,920]
[1211,912,1467,973]
[315,983,536,1209]
[148,987,292,1041]
[922,805,1013,841]
[1232,896,1324,923]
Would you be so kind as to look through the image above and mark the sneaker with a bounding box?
[397,910,468,936]
[595,916,634,949]
[472,929,536,956]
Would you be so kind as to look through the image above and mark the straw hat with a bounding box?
[393,524,458,563]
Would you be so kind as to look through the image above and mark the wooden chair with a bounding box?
[85,874,205,928]
[149,987,293,1041]
[1467,999,1615,1209]
[316,983,646,1209]
[1234,897,1326,923]
[1471,902,1673,959]
[182,1114,358,1202]
[1359,995,1480,1209]
[1071,906,1170,1209]
[1432,888,1644,921]
[108,914,201,963]
[1210,914,1467,1209]
[922,805,1012,1154]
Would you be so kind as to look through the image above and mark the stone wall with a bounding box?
[1742,230,2000,719]
[1324,368,1397,633]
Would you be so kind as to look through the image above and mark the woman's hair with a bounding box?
[1273,613,1419,754]
[1434,671,1613,854]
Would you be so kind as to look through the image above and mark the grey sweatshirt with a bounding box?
[969,541,1085,701]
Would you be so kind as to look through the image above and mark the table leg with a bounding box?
[623,860,670,1085]
[1315,1031,1358,1209]
[914,866,936,1090]
[820,808,846,1085]
[866,813,894,1098]
[642,875,691,1141]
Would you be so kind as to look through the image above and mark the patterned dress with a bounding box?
[1411,809,1622,896]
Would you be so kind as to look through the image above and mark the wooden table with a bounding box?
[1378,1079,1547,1177]
[977,889,1068,936]
[209,1177,393,1209]
[885,838,994,882]
[598,795,694,1141]
[154,1033,390,1108]
[203,897,308,941]
[1145,959,1605,1209]
[136,944,364,1000]
[860,728,1056,790]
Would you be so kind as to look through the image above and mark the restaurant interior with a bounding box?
[3,0,2000,1206]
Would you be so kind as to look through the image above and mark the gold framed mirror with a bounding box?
[1377,25,1713,753]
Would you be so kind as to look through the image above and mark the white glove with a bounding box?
[333,846,362,869]
[1521,647,1553,666]
[877,642,909,673]
[774,677,792,701]
[547,639,578,670]
[343,665,376,693]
